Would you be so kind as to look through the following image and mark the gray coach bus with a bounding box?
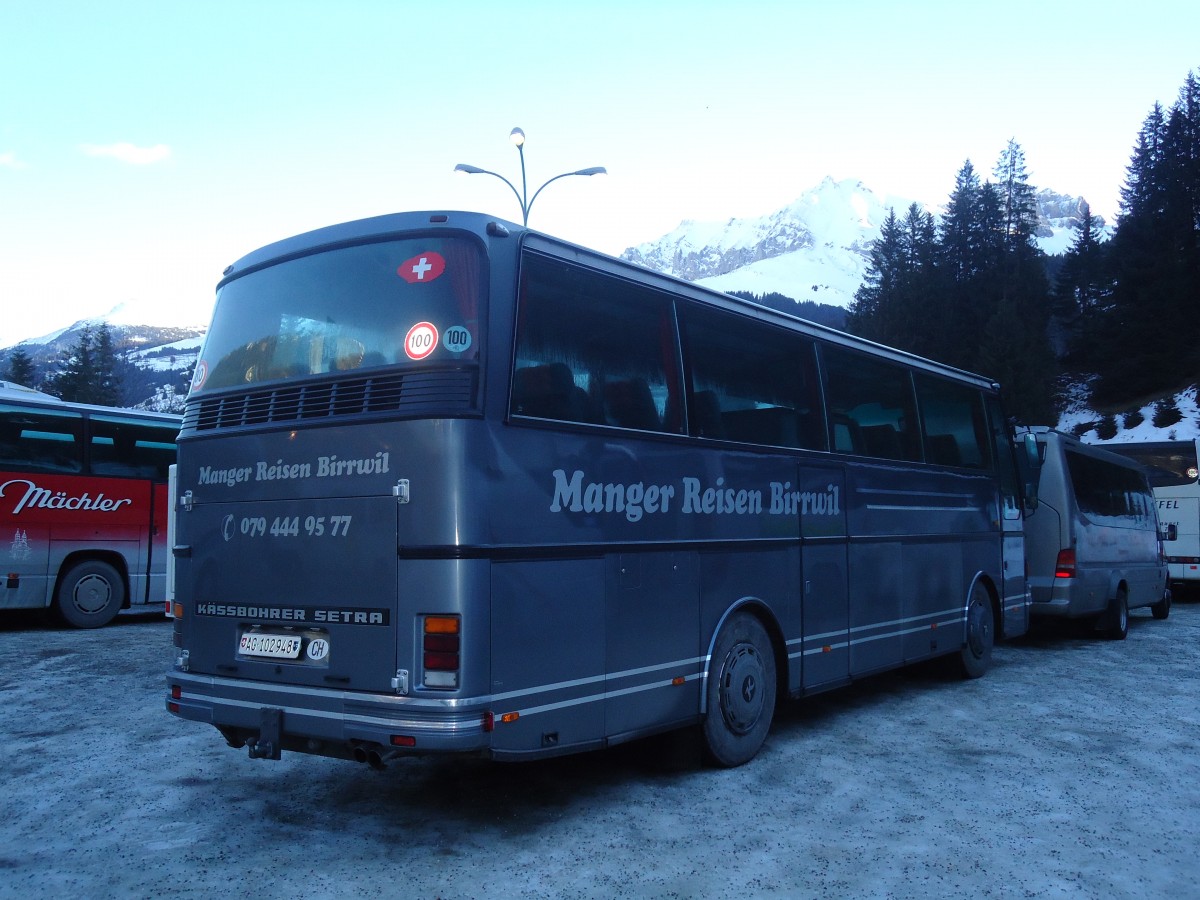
[166,211,1033,768]
[1022,428,1170,637]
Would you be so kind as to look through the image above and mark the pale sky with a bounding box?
[1,0,1197,347]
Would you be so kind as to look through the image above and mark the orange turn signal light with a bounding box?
[424,615,459,634]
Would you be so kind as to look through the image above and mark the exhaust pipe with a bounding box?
[352,745,369,764]
[367,748,404,770]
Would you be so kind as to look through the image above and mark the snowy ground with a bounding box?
[2,602,1199,899]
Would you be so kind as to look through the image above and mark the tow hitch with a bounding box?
[247,707,283,760]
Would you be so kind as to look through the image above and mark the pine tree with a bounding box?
[1055,201,1108,318]
[93,323,124,407]
[848,203,943,359]
[940,160,986,286]
[5,348,37,387]
[45,326,96,402]
[1092,72,1200,408]
[993,139,1040,254]
[847,207,904,340]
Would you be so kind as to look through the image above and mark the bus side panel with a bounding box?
[489,558,606,755]
[1,471,153,610]
[141,479,171,607]
[604,551,700,739]
[1159,495,1200,587]
[846,464,997,669]
[0,519,48,610]
[698,546,799,697]
[798,542,849,691]
[901,540,964,662]
[849,541,903,675]
[799,465,849,692]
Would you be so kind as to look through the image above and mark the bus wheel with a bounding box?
[702,612,776,767]
[1151,592,1171,621]
[1102,588,1129,640]
[956,583,994,679]
[54,560,125,629]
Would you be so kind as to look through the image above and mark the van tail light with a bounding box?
[422,615,460,689]
[1054,548,1076,578]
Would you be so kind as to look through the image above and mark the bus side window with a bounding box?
[680,304,825,451]
[90,416,178,479]
[0,407,84,473]
[603,378,660,431]
[820,346,920,462]
[512,252,681,434]
[914,374,987,468]
[512,363,595,423]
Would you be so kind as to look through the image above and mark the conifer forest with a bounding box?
[847,70,1200,427]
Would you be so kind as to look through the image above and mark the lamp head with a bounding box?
[509,127,526,148]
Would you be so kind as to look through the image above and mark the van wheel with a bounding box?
[1151,592,1171,620]
[1102,588,1129,640]
[702,612,776,767]
[956,582,994,679]
[54,560,125,629]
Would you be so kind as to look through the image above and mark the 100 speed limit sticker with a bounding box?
[404,322,439,360]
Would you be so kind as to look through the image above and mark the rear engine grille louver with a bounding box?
[182,369,477,432]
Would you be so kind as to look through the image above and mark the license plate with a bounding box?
[239,632,302,659]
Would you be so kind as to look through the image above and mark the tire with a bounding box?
[702,611,776,768]
[1151,592,1171,621]
[54,560,125,629]
[1101,588,1129,640]
[956,582,994,679]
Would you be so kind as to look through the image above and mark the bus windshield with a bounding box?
[194,236,484,393]
[1107,442,1200,488]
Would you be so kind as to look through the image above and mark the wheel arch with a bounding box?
[53,550,132,610]
[968,571,1002,639]
[701,597,787,716]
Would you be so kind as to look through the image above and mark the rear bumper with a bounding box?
[166,670,492,758]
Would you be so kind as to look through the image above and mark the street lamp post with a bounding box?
[454,127,606,226]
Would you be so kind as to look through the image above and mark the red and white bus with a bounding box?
[0,381,180,627]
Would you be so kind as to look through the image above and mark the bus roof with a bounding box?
[0,386,181,423]
[216,210,1002,393]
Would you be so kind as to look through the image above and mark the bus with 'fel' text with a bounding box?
[166,211,1036,768]
[1107,438,1200,596]
[0,381,180,627]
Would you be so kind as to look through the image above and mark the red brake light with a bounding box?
[422,615,461,687]
[1054,548,1076,578]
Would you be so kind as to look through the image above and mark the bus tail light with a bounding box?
[422,615,460,688]
[1054,548,1076,578]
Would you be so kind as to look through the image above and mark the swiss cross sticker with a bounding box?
[398,251,446,284]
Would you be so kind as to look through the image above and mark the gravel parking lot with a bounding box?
[2,601,1198,899]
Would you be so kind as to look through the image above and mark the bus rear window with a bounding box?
[195,237,484,392]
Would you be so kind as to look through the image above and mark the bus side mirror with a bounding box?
[1161,523,1178,542]
[1020,432,1041,511]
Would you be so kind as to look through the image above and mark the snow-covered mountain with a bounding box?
[0,177,1137,421]
[621,177,1100,306]
[0,311,206,412]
